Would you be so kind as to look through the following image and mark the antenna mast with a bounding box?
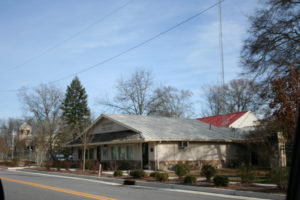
[218,0,225,86]
[218,0,226,126]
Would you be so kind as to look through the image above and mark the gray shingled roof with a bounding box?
[103,114,246,141]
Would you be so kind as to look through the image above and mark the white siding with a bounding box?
[230,111,259,128]
[157,142,235,162]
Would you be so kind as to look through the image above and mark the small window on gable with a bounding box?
[179,141,189,149]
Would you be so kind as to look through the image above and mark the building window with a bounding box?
[111,146,117,160]
[78,149,82,160]
[89,148,94,160]
[102,146,107,159]
[127,146,134,160]
[119,146,126,160]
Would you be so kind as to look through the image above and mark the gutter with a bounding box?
[65,138,246,148]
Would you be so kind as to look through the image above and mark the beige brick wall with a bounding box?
[155,142,245,169]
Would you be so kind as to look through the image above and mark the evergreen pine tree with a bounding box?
[61,76,91,138]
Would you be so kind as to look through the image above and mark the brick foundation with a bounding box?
[100,160,141,170]
[158,160,226,171]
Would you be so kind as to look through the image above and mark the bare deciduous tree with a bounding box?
[0,136,10,160]
[101,69,154,115]
[19,84,63,164]
[201,84,226,116]
[79,125,94,172]
[0,118,23,159]
[241,0,300,140]
[201,79,260,116]
[99,69,194,118]
[149,86,194,117]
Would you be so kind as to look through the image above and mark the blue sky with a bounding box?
[0,0,259,119]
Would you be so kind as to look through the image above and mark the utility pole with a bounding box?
[11,130,16,160]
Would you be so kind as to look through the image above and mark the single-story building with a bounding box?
[197,111,287,167]
[66,114,251,170]
[197,111,259,129]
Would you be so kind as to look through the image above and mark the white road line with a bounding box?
[10,170,120,186]
[9,170,273,200]
[162,188,271,200]
[131,185,272,200]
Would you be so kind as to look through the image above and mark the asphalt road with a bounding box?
[0,169,266,200]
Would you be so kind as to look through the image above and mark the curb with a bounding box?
[17,169,285,200]
[134,180,285,200]
[17,169,125,185]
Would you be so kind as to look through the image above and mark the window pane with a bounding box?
[127,146,133,160]
[102,146,107,159]
[111,146,117,160]
[119,146,126,160]
[89,148,94,160]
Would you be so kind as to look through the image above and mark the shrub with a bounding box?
[92,161,100,171]
[150,171,160,178]
[201,164,216,181]
[130,170,146,179]
[78,160,84,170]
[174,164,189,178]
[24,160,35,166]
[118,161,131,170]
[238,163,256,183]
[45,160,52,170]
[184,175,197,184]
[53,160,62,171]
[213,176,229,187]
[114,170,123,177]
[63,160,72,170]
[156,173,169,182]
[85,160,93,170]
[268,167,289,191]
[11,159,19,167]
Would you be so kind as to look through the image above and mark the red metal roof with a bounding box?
[196,111,247,127]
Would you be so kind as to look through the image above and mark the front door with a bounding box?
[142,143,149,169]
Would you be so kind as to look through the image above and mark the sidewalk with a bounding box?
[12,168,286,200]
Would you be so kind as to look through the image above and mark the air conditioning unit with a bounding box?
[179,141,189,149]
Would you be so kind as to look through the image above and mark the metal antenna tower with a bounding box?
[218,0,226,126]
[218,0,225,86]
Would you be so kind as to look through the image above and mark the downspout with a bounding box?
[140,143,143,169]
[155,142,158,170]
[156,141,161,170]
[174,143,176,160]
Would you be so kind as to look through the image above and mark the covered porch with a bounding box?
[71,142,155,170]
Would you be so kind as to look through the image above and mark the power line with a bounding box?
[0,0,224,93]
[0,0,133,74]
[49,0,225,83]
